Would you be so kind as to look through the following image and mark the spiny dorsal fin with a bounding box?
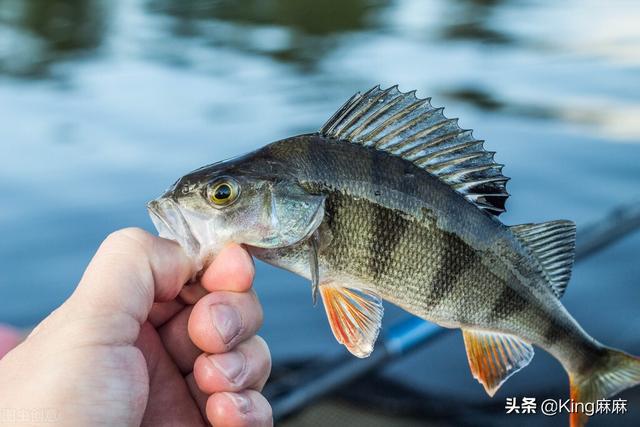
[511,220,576,298]
[462,328,534,397]
[320,85,510,216]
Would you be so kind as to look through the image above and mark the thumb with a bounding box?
[69,228,194,339]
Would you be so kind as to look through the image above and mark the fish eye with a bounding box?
[208,178,240,207]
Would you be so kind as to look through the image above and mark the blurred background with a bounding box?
[0,0,639,425]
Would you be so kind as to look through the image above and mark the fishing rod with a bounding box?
[264,200,640,421]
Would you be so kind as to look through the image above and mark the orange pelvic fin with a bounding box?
[462,328,534,397]
[319,284,383,358]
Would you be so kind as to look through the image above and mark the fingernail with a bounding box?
[226,392,251,414]
[210,351,245,383]
[210,304,241,344]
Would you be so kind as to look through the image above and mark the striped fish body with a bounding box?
[150,86,640,427]
[253,134,588,367]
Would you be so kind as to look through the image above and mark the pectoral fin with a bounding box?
[309,232,320,306]
[462,329,534,396]
[320,284,383,358]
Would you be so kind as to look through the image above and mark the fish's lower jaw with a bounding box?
[147,197,229,277]
[147,197,203,256]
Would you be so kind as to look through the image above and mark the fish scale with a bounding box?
[148,85,640,427]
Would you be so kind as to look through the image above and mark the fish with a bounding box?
[147,85,640,426]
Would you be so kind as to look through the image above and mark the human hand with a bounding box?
[0,228,272,427]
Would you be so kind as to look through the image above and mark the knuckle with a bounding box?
[113,227,152,245]
[103,228,153,253]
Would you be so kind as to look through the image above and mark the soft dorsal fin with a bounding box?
[320,85,510,216]
[510,220,576,298]
[319,283,384,358]
[462,328,534,396]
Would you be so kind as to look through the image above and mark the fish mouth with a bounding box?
[147,198,201,259]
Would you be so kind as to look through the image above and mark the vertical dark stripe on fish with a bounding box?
[423,236,478,315]
[366,149,384,282]
[542,321,565,347]
[488,285,528,321]
[366,150,406,283]
[367,202,385,283]
[367,202,409,284]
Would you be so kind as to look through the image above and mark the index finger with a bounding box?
[200,244,255,293]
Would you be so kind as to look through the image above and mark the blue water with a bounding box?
[1,1,639,422]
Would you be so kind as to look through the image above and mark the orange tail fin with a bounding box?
[569,347,640,427]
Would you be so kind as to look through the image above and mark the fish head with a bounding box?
[147,149,325,270]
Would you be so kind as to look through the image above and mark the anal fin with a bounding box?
[320,284,383,358]
[462,329,534,396]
